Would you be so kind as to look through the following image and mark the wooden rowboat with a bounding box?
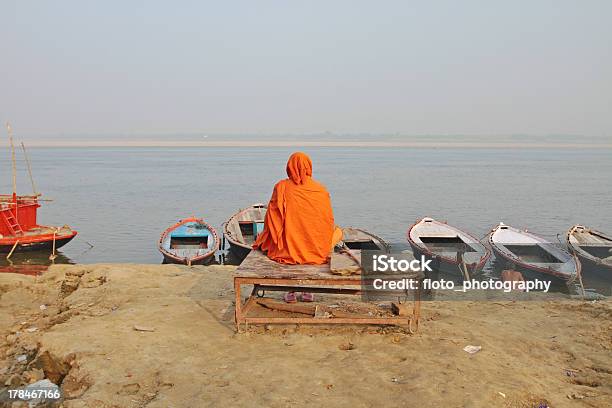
[566,225,612,280]
[407,217,490,278]
[489,223,580,286]
[159,217,220,265]
[339,227,389,251]
[223,204,267,260]
[330,227,390,275]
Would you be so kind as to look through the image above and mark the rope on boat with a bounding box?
[561,232,586,299]
[20,142,38,195]
[456,250,471,281]
[458,259,471,281]
[6,123,18,197]
[567,253,586,299]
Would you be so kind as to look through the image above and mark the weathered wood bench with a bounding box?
[234,250,423,332]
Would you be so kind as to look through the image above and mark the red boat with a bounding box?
[0,195,78,253]
[1,123,77,254]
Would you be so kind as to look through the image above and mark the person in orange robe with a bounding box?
[254,152,342,268]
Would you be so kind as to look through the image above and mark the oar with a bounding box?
[6,240,19,260]
[49,231,57,261]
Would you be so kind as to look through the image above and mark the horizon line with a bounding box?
[8,140,612,149]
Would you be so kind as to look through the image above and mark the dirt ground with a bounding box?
[0,264,610,407]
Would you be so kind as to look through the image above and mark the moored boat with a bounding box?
[566,225,612,280]
[339,227,389,251]
[223,204,267,260]
[1,124,77,255]
[489,223,580,286]
[159,217,220,265]
[0,202,78,252]
[407,217,490,278]
[330,227,390,275]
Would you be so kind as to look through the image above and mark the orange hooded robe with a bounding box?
[253,152,339,265]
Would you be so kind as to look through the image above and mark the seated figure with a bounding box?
[253,152,342,302]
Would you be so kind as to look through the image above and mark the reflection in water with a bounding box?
[578,265,612,297]
[0,251,74,276]
[219,247,246,266]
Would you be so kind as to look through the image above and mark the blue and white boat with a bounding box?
[159,217,219,265]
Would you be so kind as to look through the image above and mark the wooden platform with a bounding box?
[234,250,423,332]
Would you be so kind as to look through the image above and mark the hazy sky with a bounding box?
[1,1,611,137]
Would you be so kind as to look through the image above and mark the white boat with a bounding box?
[566,225,612,280]
[489,223,580,285]
[407,217,490,277]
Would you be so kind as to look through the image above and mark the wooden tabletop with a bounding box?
[236,250,362,280]
[236,249,424,281]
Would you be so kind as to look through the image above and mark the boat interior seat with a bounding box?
[168,225,214,251]
[170,224,210,238]
[172,248,208,258]
[238,220,265,240]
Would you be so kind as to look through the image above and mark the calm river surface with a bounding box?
[1,146,610,292]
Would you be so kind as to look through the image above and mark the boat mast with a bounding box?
[6,122,17,201]
[21,142,38,195]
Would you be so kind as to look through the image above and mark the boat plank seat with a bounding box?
[572,232,612,246]
[172,248,208,258]
[170,224,209,238]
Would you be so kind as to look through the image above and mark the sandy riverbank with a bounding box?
[1,264,610,407]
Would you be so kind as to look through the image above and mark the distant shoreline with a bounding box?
[16,140,612,148]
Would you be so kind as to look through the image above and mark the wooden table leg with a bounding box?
[233,276,424,331]
[234,277,243,331]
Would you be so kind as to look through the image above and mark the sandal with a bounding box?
[300,292,315,302]
[283,292,297,303]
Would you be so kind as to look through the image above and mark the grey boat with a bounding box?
[407,217,490,278]
[223,203,267,260]
[489,223,580,286]
[566,225,612,280]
